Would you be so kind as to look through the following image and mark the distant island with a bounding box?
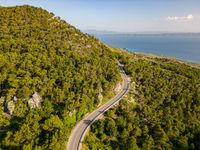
[83,29,200,36]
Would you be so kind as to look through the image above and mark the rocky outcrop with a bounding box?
[68,110,76,117]
[28,92,42,108]
[1,92,42,115]
[12,96,18,102]
[1,96,17,115]
[98,87,103,101]
[5,101,15,115]
[113,82,122,93]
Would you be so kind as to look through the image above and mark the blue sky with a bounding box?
[1,0,200,32]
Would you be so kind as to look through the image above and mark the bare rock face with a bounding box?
[98,87,103,101]
[5,101,15,115]
[114,82,122,93]
[12,96,18,102]
[1,96,17,115]
[68,110,76,117]
[28,92,42,108]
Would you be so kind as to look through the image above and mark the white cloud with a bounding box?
[187,14,193,20]
[166,14,194,21]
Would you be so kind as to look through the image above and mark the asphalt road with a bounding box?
[67,64,130,150]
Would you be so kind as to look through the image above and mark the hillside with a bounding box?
[1,5,200,150]
[84,52,200,150]
[0,5,121,149]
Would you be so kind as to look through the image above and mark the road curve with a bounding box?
[67,64,130,150]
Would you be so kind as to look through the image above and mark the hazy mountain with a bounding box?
[83,29,200,36]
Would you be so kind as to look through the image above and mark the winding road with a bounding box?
[67,63,130,150]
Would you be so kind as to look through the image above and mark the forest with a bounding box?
[0,5,121,149]
[84,52,200,150]
[1,5,200,150]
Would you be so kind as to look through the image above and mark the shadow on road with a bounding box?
[83,119,92,125]
[98,110,105,113]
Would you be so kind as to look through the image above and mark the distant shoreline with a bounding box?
[93,33,200,64]
[131,51,200,65]
[83,30,200,36]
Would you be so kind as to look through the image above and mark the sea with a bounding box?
[94,34,200,63]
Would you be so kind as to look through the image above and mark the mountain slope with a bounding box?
[84,52,200,150]
[0,5,121,149]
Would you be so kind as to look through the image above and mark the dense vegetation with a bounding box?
[0,5,121,149]
[84,53,200,150]
[1,5,200,150]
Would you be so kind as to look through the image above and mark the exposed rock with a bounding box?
[127,77,132,83]
[1,96,17,115]
[68,110,76,117]
[28,92,42,108]
[98,93,103,101]
[5,101,15,115]
[114,82,122,93]
[12,96,18,102]
[98,87,103,101]
[99,87,103,93]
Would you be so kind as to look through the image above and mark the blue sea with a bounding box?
[94,34,200,63]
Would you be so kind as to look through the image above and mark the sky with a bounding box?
[1,0,200,33]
